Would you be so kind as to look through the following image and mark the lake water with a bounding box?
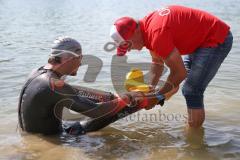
[0,0,240,159]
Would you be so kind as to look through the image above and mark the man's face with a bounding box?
[69,55,82,76]
[61,55,82,76]
[129,28,144,51]
[130,40,144,51]
[117,33,144,54]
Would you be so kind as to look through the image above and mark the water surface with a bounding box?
[0,0,240,159]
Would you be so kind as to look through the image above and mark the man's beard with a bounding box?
[70,67,79,76]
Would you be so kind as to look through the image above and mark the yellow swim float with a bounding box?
[124,68,150,93]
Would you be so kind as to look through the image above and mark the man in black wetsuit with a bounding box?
[18,36,164,135]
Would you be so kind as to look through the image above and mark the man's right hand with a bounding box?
[128,91,164,109]
[125,90,166,110]
[125,91,145,107]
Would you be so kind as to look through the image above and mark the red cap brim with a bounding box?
[117,47,128,56]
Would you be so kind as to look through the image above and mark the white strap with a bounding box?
[50,49,80,57]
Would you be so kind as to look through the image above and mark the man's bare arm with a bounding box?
[160,48,187,99]
[149,51,164,87]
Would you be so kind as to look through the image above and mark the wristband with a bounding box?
[156,93,165,106]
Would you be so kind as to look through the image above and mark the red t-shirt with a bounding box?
[139,5,230,59]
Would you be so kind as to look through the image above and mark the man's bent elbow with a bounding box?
[181,70,187,81]
[173,71,187,86]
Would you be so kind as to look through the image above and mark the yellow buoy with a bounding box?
[124,68,150,93]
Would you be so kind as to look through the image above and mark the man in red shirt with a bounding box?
[110,5,233,128]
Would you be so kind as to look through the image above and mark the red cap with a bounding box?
[110,17,137,56]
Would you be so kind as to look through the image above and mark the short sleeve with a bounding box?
[151,28,175,59]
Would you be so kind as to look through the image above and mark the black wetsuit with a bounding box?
[18,67,145,135]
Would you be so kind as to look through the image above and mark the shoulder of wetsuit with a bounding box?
[25,68,70,97]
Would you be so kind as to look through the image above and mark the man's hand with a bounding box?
[144,92,165,110]
[125,90,166,110]
[125,91,157,109]
[144,99,159,110]
[125,91,145,106]
[148,85,157,92]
